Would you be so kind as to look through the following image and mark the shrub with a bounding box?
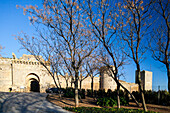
[120,97,128,106]
[79,89,85,99]
[159,90,170,106]
[97,96,128,107]
[63,87,74,98]
[132,90,170,106]
[144,90,158,104]
[97,89,106,98]
[87,89,93,97]
[132,91,141,102]
[107,89,112,97]
[94,90,97,98]
[97,97,117,107]
[63,88,86,99]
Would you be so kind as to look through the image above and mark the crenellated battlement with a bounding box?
[13,60,39,65]
[12,60,50,66]
[0,53,50,66]
[0,58,12,64]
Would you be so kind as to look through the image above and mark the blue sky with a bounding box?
[0,0,168,91]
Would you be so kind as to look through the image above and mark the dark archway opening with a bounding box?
[30,79,40,92]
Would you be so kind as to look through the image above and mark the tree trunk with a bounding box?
[56,75,61,89]
[114,78,140,107]
[80,80,82,90]
[71,77,74,88]
[110,69,140,107]
[66,79,68,89]
[75,71,79,107]
[52,75,62,98]
[91,77,94,98]
[166,65,170,93]
[52,76,59,89]
[168,73,170,93]
[117,84,120,109]
[136,69,148,111]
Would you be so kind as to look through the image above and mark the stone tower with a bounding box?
[100,66,150,92]
[135,70,152,91]
[100,66,117,91]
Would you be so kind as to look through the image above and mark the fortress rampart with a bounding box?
[0,53,152,92]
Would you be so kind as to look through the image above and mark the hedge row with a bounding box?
[60,88,170,106]
[61,87,86,99]
[87,89,129,99]
[86,89,129,106]
[132,90,170,106]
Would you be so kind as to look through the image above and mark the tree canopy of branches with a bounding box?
[16,0,169,110]
[83,53,102,96]
[82,0,140,109]
[17,31,63,89]
[121,0,154,111]
[150,0,170,93]
[17,0,99,107]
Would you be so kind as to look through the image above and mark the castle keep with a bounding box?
[0,53,152,92]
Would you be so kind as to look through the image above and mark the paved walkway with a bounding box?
[0,92,71,113]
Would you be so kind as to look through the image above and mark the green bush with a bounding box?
[63,88,86,99]
[132,90,170,106]
[107,89,112,97]
[97,97,117,107]
[120,97,128,106]
[63,87,75,98]
[62,88,129,106]
[132,91,141,102]
[97,89,106,98]
[144,90,158,104]
[159,90,170,105]
[94,90,97,97]
[97,96,129,107]
[79,89,85,99]
[87,89,93,97]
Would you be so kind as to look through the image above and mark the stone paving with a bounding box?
[0,92,71,113]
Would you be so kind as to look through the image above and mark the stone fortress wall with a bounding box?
[0,53,53,92]
[100,66,153,92]
[0,53,152,93]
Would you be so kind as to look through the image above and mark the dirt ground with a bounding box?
[47,94,170,113]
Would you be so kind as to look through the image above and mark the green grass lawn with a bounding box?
[63,107,157,113]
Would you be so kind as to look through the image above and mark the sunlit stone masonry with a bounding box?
[0,53,152,92]
[100,66,152,92]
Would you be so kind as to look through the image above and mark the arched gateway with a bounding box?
[26,73,40,92]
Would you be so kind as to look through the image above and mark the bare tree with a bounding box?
[120,0,154,111]
[58,54,74,89]
[150,0,170,93]
[58,65,72,89]
[79,67,89,90]
[83,56,101,98]
[83,0,140,108]
[17,30,62,90]
[17,0,99,107]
